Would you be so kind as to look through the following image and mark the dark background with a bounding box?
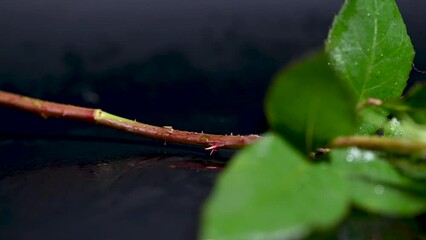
[0,0,425,135]
[1,0,426,239]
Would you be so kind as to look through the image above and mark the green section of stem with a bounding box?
[94,109,135,124]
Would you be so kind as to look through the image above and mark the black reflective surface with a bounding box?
[0,136,226,240]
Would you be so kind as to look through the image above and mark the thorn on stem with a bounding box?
[205,144,224,155]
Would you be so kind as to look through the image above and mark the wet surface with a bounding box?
[1,136,426,239]
[0,136,226,240]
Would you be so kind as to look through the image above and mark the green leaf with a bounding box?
[356,106,389,135]
[402,84,426,108]
[326,0,414,102]
[384,84,426,124]
[383,117,404,138]
[201,134,350,240]
[265,52,356,153]
[383,116,426,142]
[389,158,426,181]
[331,148,426,216]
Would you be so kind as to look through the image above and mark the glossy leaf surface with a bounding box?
[326,0,414,102]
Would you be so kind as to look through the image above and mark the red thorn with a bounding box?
[205,144,224,155]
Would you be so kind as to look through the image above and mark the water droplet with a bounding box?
[391,117,400,126]
[389,118,403,137]
[364,151,375,162]
[367,13,371,17]
[374,185,385,195]
[347,147,377,163]
[380,53,384,57]
[347,147,362,162]
[327,62,331,66]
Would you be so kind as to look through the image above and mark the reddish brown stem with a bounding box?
[0,90,261,150]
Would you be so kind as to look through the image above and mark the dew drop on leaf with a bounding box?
[363,151,375,162]
[374,185,385,195]
[390,117,400,129]
[345,147,377,163]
